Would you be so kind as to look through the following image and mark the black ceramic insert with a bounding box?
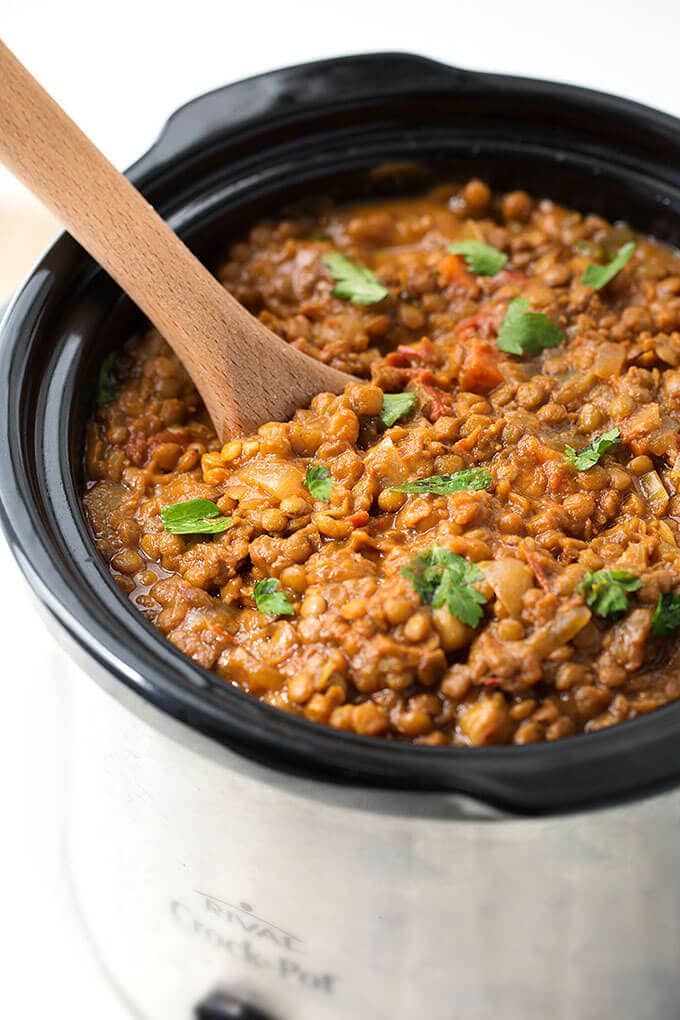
[2,53,680,815]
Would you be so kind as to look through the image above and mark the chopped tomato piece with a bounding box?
[455,309,496,339]
[522,546,553,594]
[347,510,370,528]
[125,430,148,466]
[385,338,438,368]
[415,379,455,421]
[385,348,418,368]
[458,339,503,394]
[438,253,477,292]
[454,427,483,452]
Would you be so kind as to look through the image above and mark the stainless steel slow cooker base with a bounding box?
[60,643,680,1020]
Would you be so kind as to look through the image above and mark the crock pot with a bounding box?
[3,53,680,1020]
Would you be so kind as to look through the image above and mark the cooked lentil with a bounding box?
[83,180,680,746]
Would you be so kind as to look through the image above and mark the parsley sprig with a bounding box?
[380,392,416,427]
[582,242,636,290]
[565,428,621,471]
[577,568,641,617]
[322,252,389,305]
[652,592,680,637]
[392,467,492,495]
[497,297,564,356]
[447,240,507,276]
[160,498,233,535]
[401,546,488,627]
[253,578,294,617]
[97,352,117,406]
[304,464,332,501]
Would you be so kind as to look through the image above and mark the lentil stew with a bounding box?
[83,179,680,747]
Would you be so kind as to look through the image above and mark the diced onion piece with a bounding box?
[622,403,661,438]
[593,342,626,379]
[235,456,306,501]
[639,470,669,517]
[481,558,534,616]
[657,520,677,546]
[654,340,680,367]
[363,436,408,486]
[529,606,592,657]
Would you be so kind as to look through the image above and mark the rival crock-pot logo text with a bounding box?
[170,890,337,996]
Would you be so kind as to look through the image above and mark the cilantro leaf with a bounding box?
[447,240,508,276]
[97,352,117,406]
[497,297,564,356]
[392,467,492,495]
[577,568,641,618]
[305,464,332,501]
[401,545,487,627]
[564,428,621,471]
[380,392,416,427]
[322,252,389,305]
[651,592,680,638]
[253,578,294,617]
[582,241,636,290]
[160,498,233,535]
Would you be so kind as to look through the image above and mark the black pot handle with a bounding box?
[196,990,277,1020]
[131,52,475,182]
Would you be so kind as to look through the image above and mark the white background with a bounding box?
[2,1,680,1016]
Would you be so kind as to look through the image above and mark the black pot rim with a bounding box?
[3,51,680,817]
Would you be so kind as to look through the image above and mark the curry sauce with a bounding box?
[83,180,680,746]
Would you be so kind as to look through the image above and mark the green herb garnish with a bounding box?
[322,252,389,305]
[651,592,680,637]
[160,498,233,535]
[577,568,641,618]
[253,578,294,617]
[575,240,600,254]
[582,241,636,290]
[401,545,487,627]
[305,464,332,501]
[380,392,416,427]
[564,428,621,471]
[97,352,117,406]
[497,297,564,356]
[447,240,508,276]
[392,467,492,495]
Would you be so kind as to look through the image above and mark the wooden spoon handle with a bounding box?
[0,40,350,437]
[0,41,240,357]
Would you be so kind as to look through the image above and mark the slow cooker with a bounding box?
[2,53,680,1020]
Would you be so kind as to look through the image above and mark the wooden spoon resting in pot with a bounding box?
[0,40,352,439]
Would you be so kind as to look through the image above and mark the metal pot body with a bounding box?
[60,638,680,1020]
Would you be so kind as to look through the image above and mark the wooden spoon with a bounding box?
[0,40,352,439]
